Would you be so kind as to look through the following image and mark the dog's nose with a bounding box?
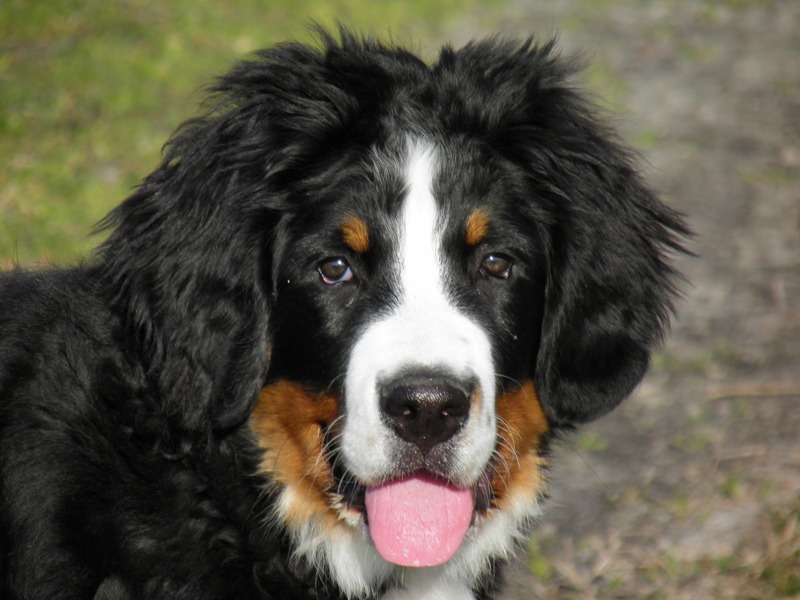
[380,375,471,453]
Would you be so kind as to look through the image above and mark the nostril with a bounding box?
[380,375,472,453]
[383,396,417,420]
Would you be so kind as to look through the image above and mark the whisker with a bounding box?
[496,373,525,389]
[496,416,522,468]
[325,372,346,395]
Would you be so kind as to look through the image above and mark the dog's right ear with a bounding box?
[98,141,279,433]
[95,48,320,433]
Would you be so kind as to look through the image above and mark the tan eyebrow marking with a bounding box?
[465,209,490,246]
[341,215,370,254]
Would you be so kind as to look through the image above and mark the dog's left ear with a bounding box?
[528,118,689,426]
[532,153,688,426]
[98,104,281,433]
[480,41,691,426]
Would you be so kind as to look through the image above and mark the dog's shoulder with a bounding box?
[0,267,111,397]
[0,267,338,599]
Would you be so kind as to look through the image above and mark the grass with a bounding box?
[522,496,800,599]
[739,165,798,190]
[0,0,496,267]
[527,536,555,581]
[584,58,630,113]
[747,501,800,598]
[576,430,610,453]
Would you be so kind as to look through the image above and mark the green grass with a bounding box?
[526,537,555,581]
[739,164,798,189]
[575,431,610,453]
[0,0,497,266]
[752,502,800,597]
[584,58,630,113]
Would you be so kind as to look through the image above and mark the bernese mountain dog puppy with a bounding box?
[0,30,687,599]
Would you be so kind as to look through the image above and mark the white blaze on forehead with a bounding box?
[342,139,496,485]
[401,144,441,305]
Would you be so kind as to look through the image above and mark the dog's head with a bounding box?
[100,31,686,596]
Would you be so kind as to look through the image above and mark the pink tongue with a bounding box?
[365,473,474,567]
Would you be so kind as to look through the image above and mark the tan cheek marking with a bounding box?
[493,380,549,510]
[251,381,340,530]
[341,215,370,254]
[466,209,490,247]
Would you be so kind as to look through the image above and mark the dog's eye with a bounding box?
[319,258,354,285]
[479,254,512,279]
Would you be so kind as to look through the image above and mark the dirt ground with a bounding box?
[446,2,800,598]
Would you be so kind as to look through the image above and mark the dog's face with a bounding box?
[101,32,685,597]
[255,138,551,578]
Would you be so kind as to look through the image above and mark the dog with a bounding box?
[0,29,687,599]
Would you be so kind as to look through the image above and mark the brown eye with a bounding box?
[480,254,512,279]
[319,258,354,285]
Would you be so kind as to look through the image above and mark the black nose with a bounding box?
[380,374,472,453]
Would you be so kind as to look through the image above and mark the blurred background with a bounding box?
[2,1,798,598]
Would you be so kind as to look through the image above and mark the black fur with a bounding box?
[0,30,687,599]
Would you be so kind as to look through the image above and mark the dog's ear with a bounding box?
[525,103,688,425]
[532,152,688,425]
[464,39,690,425]
[97,35,380,433]
[98,83,287,433]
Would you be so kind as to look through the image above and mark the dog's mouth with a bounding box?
[253,379,548,568]
[332,463,495,567]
